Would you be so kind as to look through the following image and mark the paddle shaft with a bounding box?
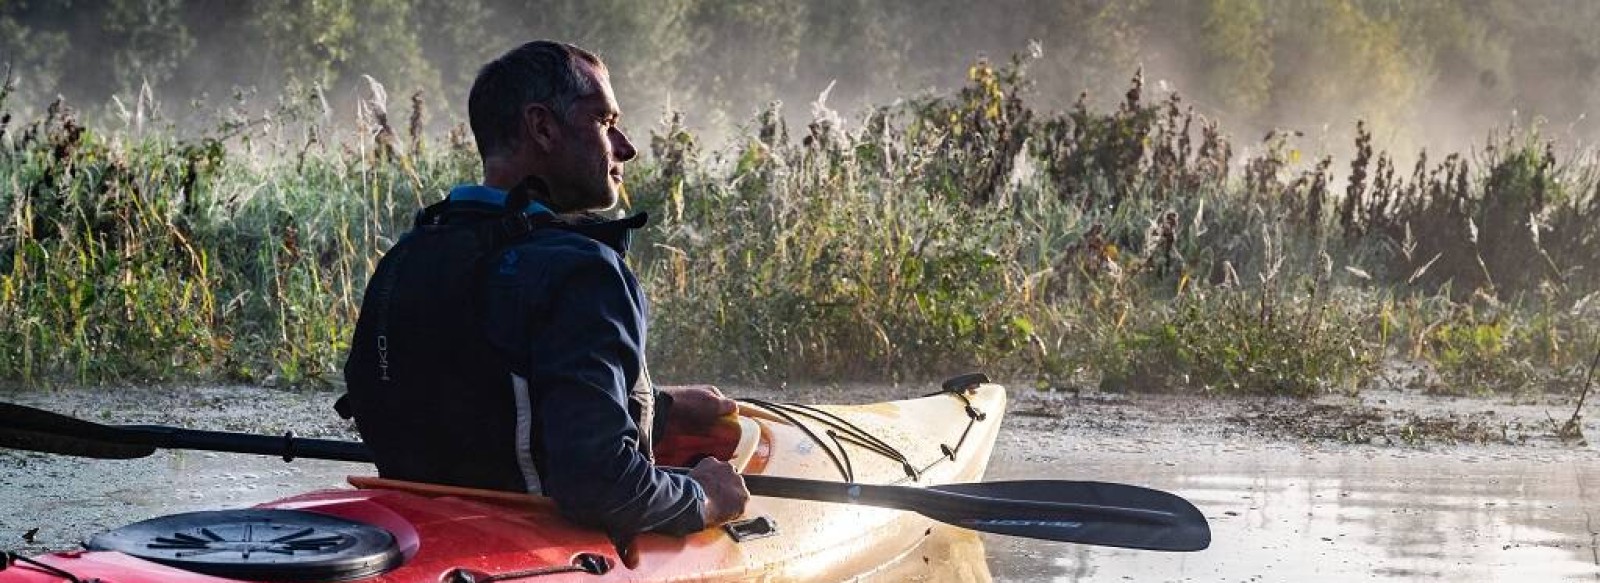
[116,424,1176,524]
[121,424,374,463]
[734,474,1181,526]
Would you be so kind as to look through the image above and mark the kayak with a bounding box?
[0,380,1007,582]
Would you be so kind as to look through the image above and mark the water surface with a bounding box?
[980,436,1600,582]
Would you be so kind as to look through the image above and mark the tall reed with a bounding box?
[1,55,1596,395]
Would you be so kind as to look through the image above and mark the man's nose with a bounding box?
[611,128,638,162]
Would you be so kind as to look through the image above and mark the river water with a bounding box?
[2,385,1597,582]
[979,440,1600,582]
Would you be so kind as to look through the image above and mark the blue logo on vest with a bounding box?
[498,250,519,276]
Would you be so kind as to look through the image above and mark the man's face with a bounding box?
[542,63,638,212]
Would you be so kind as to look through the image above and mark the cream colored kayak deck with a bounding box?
[678,382,1007,582]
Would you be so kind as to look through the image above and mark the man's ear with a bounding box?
[522,103,561,153]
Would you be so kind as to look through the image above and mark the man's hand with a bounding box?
[660,384,737,434]
[689,456,749,527]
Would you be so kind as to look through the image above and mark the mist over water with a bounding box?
[4,0,1599,157]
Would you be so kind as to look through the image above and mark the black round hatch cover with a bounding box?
[86,509,402,582]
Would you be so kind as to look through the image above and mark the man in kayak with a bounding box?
[341,40,749,565]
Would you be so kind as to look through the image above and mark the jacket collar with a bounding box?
[446,184,648,256]
[549,211,650,256]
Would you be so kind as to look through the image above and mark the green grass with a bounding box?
[1,55,1597,395]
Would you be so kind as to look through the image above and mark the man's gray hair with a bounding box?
[468,40,605,158]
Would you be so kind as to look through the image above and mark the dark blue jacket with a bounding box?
[344,184,704,538]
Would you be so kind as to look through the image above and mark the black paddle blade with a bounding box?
[0,402,156,459]
[928,480,1210,552]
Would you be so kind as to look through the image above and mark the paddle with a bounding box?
[0,401,1209,552]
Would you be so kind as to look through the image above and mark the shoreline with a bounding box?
[2,380,1595,451]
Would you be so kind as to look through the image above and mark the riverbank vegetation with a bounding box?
[1,54,1597,396]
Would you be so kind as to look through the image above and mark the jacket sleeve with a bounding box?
[526,247,707,537]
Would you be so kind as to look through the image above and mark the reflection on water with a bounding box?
[865,525,993,583]
[983,447,1600,582]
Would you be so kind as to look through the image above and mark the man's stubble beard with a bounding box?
[534,144,611,213]
[545,177,616,214]
[547,124,617,213]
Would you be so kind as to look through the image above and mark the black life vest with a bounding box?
[340,184,554,492]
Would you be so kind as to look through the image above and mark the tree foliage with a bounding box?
[1,0,1599,145]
